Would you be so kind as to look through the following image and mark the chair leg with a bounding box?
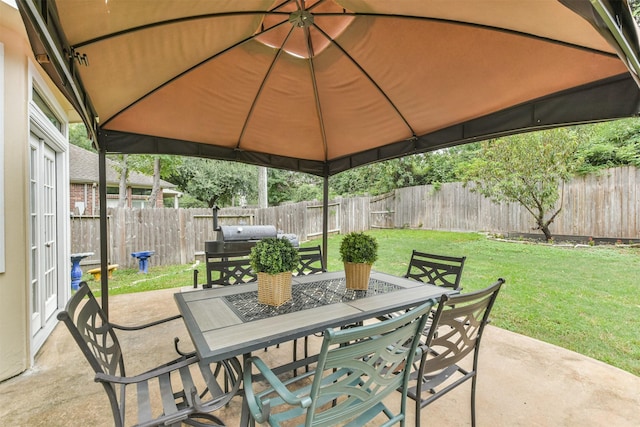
[293,339,299,376]
[471,374,477,427]
[415,392,422,427]
[304,336,309,373]
[414,365,426,427]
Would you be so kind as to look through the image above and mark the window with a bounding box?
[32,89,62,132]
[131,187,151,196]
[131,200,147,209]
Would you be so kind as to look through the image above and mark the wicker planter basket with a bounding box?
[257,272,293,306]
[344,262,372,290]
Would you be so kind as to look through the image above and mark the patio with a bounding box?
[2,287,639,426]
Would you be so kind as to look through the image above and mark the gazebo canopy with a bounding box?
[18,0,640,177]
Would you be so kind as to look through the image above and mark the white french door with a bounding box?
[29,133,58,338]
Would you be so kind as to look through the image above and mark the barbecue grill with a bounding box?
[205,206,298,254]
[200,207,299,288]
[205,224,278,255]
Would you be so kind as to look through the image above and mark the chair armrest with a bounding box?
[110,314,182,331]
[243,356,312,424]
[417,344,428,357]
[173,337,197,357]
[112,315,188,359]
[95,355,198,385]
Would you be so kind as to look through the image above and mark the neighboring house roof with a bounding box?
[69,144,176,189]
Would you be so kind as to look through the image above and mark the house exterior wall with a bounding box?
[69,183,165,215]
[70,182,98,215]
[0,1,72,382]
[0,3,30,382]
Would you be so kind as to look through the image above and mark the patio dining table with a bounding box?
[174,270,455,424]
[175,270,452,364]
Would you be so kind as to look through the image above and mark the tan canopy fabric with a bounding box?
[19,0,640,176]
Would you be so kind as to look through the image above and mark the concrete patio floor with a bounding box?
[1,287,639,426]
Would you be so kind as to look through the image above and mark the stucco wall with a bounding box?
[0,1,31,381]
[1,1,73,382]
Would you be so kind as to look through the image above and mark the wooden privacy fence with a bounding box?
[392,166,640,237]
[70,166,640,268]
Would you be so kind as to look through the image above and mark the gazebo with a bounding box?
[17,0,640,313]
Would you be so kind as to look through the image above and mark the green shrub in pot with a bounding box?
[249,237,300,274]
[339,232,379,264]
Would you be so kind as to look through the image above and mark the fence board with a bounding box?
[69,216,103,267]
[339,197,369,233]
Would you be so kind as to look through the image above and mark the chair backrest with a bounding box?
[57,282,125,378]
[294,245,326,276]
[420,279,503,384]
[404,250,466,290]
[205,249,257,287]
[305,298,436,425]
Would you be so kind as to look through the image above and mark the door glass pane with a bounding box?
[43,146,57,319]
[31,252,37,306]
[29,140,40,329]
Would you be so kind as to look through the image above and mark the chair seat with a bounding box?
[118,356,241,427]
[405,363,467,404]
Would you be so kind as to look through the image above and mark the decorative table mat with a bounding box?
[224,277,401,322]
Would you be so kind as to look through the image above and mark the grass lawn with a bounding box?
[85,229,640,377]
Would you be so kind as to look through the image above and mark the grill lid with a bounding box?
[218,225,277,242]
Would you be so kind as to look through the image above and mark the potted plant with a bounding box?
[250,237,300,306]
[339,232,379,290]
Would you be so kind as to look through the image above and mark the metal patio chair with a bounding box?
[293,245,326,276]
[243,298,436,427]
[57,282,241,427]
[205,249,257,288]
[405,250,467,290]
[291,245,327,373]
[378,250,467,323]
[407,279,504,427]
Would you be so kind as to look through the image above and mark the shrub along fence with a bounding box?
[70,166,640,268]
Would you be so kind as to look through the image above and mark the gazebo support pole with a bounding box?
[98,147,109,316]
[322,173,329,267]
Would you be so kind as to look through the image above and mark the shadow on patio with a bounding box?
[1,287,639,426]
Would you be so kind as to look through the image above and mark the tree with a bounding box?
[631,0,640,22]
[328,148,480,197]
[148,157,161,207]
[114,154,129,208]
[170,158,257,207]
[69,123,94,150]
[258,166,268,208]
[460,128,582,241]
[128,155,184,208]
[575,118,640,173]
[266,169,324,204]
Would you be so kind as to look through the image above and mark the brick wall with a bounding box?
[70,183,164,215]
